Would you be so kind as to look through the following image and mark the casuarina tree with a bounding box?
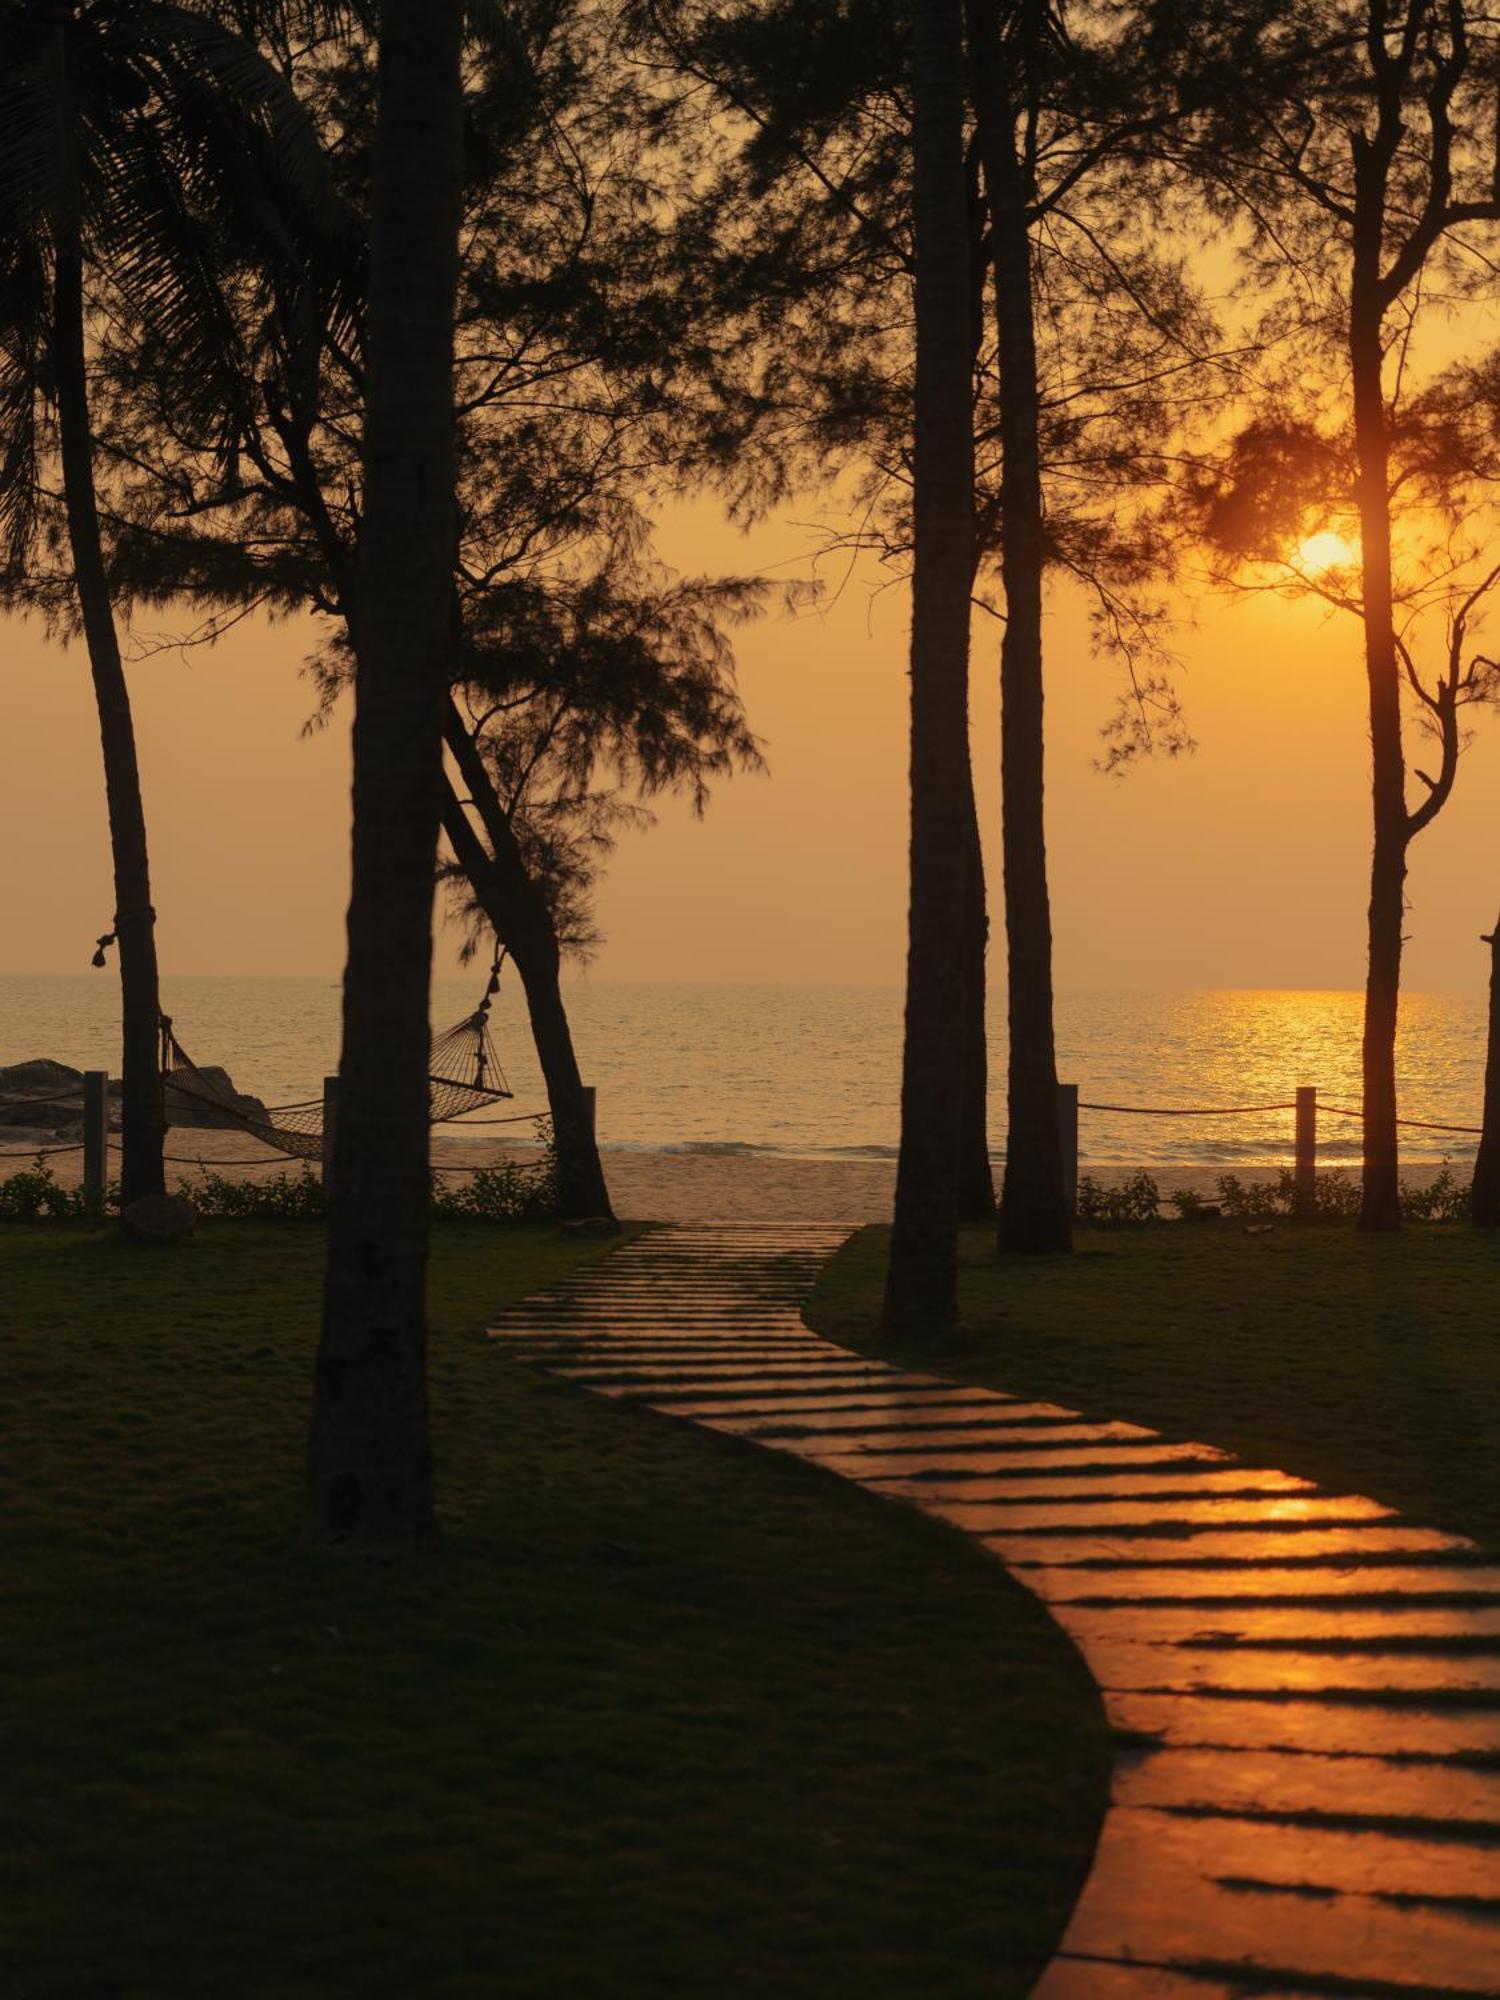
[305,0,466,1548]
[631,0,1219,1247]
[883,0,976,1336]
[1173,0,1500,1229]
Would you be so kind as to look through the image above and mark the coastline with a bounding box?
[4,1125,1445,1223]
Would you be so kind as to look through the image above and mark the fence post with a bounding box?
[321,1074,339,1188]
[1294,1085,1317,1214]
[83,1070,109,1204]
[1057,1081,1079,1220]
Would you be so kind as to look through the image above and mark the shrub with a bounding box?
[1169,1187,1211,1219]
[180,1167,326,1219]
[1399,1164,1470,1223]
[1077,1169,1160,1224]
[432,1123,558,1221]
[0,1157,109,1221]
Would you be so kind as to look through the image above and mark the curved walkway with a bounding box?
[489,1223,1500,1997]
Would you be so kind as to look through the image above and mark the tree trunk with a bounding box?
[883,0,975,1338]
[307,0,465,1549]
[438,767,616,1223]
[52,242,166,1211]
[967,0,1071,1255]
[1472,913,1500,1227]
[1350,154,1405,1235]
[959,776,996,1219]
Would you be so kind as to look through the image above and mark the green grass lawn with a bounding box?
[0,1223,1108,2000]
[807,1222,1500,1546]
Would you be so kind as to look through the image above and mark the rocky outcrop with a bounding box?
[150,1067,269,1131]
[0,1061,84,1131]
[0,1058,267,1134]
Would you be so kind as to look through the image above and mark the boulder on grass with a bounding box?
[122,1193,197,1246]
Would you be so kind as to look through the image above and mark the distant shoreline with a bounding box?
[6,1126,1463,1223]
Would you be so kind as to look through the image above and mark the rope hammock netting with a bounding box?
[157,960,517,1164]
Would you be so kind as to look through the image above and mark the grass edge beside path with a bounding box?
[806,1221,1500,1549]
[0,1220,1109,2000]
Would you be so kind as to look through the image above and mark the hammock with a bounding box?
[158,978,514,1164]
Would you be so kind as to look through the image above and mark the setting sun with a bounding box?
[1297,529,1361,572]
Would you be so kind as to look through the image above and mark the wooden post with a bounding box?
[83,1070,109,1204]
[321,1074,339,1189]
[1473,914,1500,1226]
[1057,1082,1079,1220]
[1294,1085,1317,1214]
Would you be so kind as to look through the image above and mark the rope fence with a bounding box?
[0,1060,563,1195]
[1078,1099,1297,1117]
[1054,1077,1490,1217]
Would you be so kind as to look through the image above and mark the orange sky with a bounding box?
[4,495,1500,993]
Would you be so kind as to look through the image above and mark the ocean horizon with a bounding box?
[1,972,1488,1178]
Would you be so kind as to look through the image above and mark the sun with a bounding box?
[1295,529,1360,573]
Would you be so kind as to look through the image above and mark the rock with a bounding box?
[159,1066,269,1131]
[122,1193,197,1245]
[0,1098,78,1128]
[0,1057,82,1095]
[0,1059,84,1131]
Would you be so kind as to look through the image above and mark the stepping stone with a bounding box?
[652,1386,1000,1417]
[919,1495,1394,1532]
[1054,1601,1500,1644]
[1027,1562,1500,1604]
[771,1419,1161,1455]
[1081,1638,1500,1696]
[720,1399,1092,1438]
[493,1220,1500,1997]
[985,1525,1471,1566]
[1049,1806,1500,1994]
[868,1467,1317,1501]
[788,1442,1238,1478]
[1032,1968,1328,2000]
[1120,1744,1500,1830]
[1110,1691,1500,1757]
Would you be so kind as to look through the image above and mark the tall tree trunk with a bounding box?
[1351,152,1405,1235]
[307,0,465,1549]
[959,776,996,1219]
[1472,911,1500,1227]
[883,0,975,1337]
[439,767,616,1223]
[967,0,1070,1255]
[52,241,166,1210]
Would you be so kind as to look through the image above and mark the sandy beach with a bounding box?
[2,1124,1374,1222]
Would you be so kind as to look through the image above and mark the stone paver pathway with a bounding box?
[490,1223,1500,1997]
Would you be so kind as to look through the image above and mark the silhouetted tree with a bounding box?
[305,0,466,1549]
[96,5,764,1226]
[1175,0,1500,1229]
[434,564,766,1222]
[883,0,974,1336]
[1473,909,1500,1227]
[0,0,326,1207]
[632,0,1217,1246]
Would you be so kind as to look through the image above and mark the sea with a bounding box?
[0,974,1488,1180]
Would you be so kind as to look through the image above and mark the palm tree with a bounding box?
[883,0,975,1338]
[0,0,328,1208]
[305,0,467,1549]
